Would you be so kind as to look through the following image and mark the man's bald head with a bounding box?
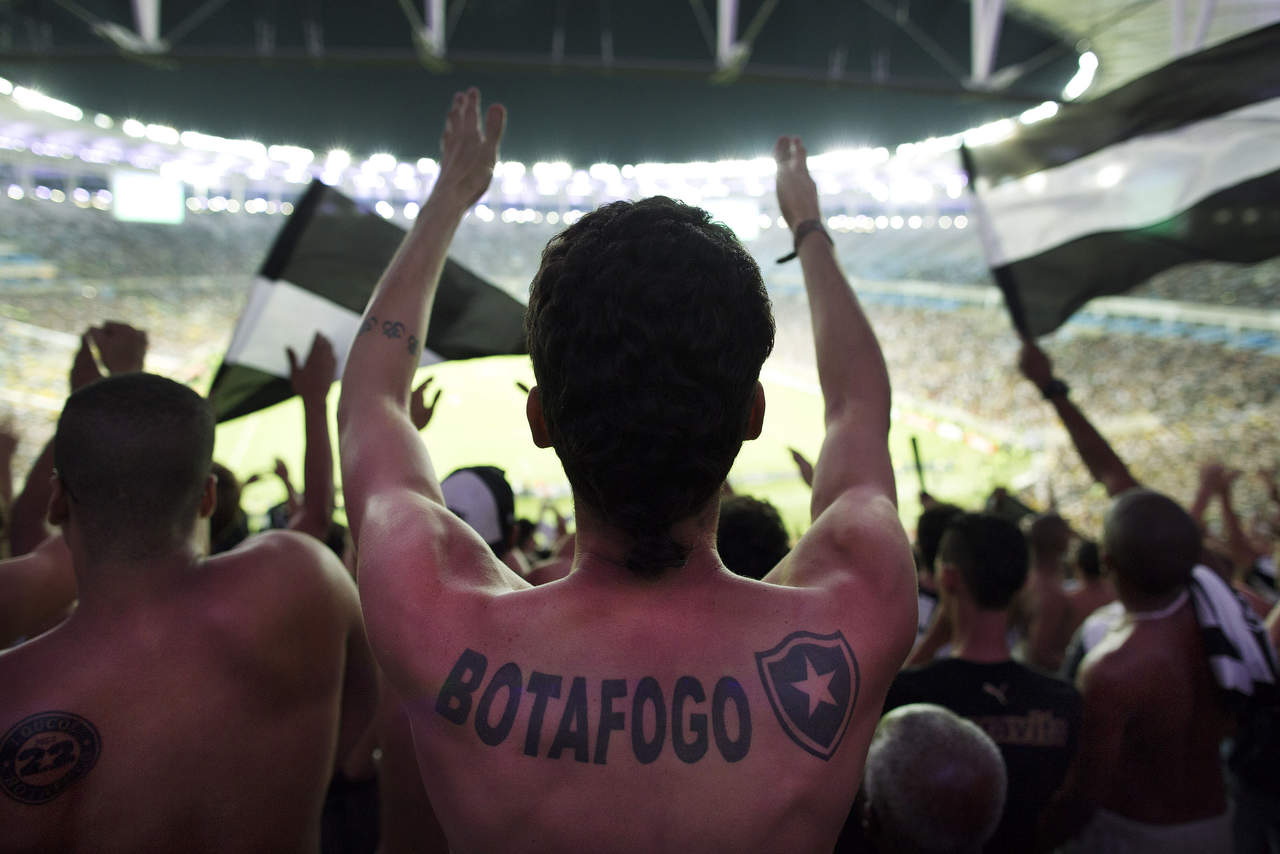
[1103,489,1200,598]
[863,703,1006,854]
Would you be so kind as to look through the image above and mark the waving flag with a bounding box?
[963,23,1280,337]
[208,181,528,421]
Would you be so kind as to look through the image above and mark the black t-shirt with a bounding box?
[883,658,1082,854]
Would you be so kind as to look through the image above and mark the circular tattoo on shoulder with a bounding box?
[0,711,102,805]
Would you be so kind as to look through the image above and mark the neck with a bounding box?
[568,500,724,588]
[949,597,1011,663]
[69,536,204,612]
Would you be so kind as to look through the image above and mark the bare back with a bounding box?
[1079,601,1229,823]
[396,552,908,854]
[0,532,373,854]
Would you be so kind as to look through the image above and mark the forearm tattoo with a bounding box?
[1,711,102,804]
[357,315,420,357]
[433,630,859,764]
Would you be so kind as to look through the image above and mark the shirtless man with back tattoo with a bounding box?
[0,373,376,853]
[339,89,916,853]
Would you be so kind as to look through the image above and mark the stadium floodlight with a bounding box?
[325,149,352,170]
[12,86,83,122]
[1063,51,1098,101]
[93,113,113,129]
[474,204,495,222]
[268,144,314,165]
[51,188,69,202]
[0,77,11,96]
[144,124,180,145]
[954,215,969,229]
[280,202,294,215]
[1019,101,1060,125]
[375,200,395,219]
[366,153,397,172]
[404,202,421,219]
[417,157,437,173]
[7,185,23,200]
[963,118,1016,148]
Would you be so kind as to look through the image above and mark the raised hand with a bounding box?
[69,332,103,391]
[774,136,822,231]
[89,321,148,374]
[788,447,815,488]
[432,87,506,212]
[288,332,337,402]
[409,377,443,431]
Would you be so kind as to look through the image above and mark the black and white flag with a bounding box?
[208,180,528,421]
[962,23,1280,337]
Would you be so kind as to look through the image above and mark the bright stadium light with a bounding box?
[268,144,314,165]
[963,118,1016,148]
[93,113,113,129]
[145,124,180,145]
[1019,101,1060,125]
[1063,51,1098,101]
[0,77,11,95]
[375,200,395,219]
[325,149,352,170]
[403,202,420,219]
[12,86,83,122]
[8,185,23,200]
[366,153,397,172]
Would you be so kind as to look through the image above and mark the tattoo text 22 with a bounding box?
[0,711,102,804]
[357,315,420,357]
[437,649,751,764]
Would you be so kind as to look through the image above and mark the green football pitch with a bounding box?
[214,355,1032,539]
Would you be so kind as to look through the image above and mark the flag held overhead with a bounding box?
[963,23,1280,338]
[208,181,528,421]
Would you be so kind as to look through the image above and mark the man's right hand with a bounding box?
[90,321,148,374]
[774,136,822,231]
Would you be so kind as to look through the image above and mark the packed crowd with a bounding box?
[0,90,1278,854]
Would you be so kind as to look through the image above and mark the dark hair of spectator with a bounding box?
[54,373,214,558]
[1103,488,1200,597]
[717,494,790,581]
[938,512,1029,611]
[916,502,963,575]
[1075,539,1101,581]
[1028,513,1071,562]
[525,196,775,577]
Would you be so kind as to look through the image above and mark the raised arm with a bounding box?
[1018,338,1139,497]
[763,137,913,617]
[286,332,336,541]
[337,89,523,693]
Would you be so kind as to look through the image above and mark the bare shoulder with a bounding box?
[211,529,357,609]
[774,489,914,624]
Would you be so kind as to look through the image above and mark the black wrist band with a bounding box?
[1040,378,1070,400]
[776,219,832,263]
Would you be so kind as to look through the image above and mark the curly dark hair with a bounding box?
[717,495,791,581]
[526,197,775,577]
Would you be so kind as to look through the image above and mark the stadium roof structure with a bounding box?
[1,0,1276,165]
[0,0,1238,165]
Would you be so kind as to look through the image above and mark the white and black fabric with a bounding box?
[962,23,1280,336]
[208,180,527,421]
[1188,566,1279,706]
